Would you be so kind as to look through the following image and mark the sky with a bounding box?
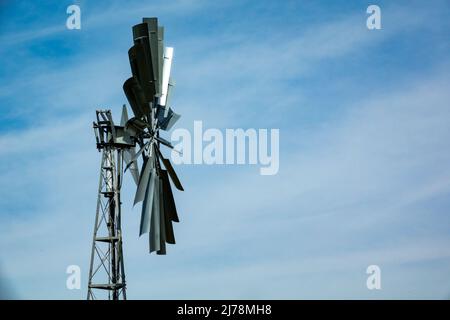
[0,0,450,299]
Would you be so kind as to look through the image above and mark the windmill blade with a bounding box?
[164,77,175,117]
[163,109,180,131]
[120,105,129,126]
[141,18,160,95]
[163,201,176,244]
[156,176,167,255]
[157,26,164,96]
[160,47,173,107]
[134,153,153,205]
[125,139,151,173]
[155,147,184,191]
[155,135,175,150]
[128,42,155,103]
[139,167,157,236]
[123,77,147,119]
[161,169,179,223]
[163,208,176,245]
[149,174,162,253]
[123,148,139,185]
[156,105,180,131]
[161,156,184,191]
[166,77,176,109]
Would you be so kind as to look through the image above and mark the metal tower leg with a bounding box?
[87,146,126,300]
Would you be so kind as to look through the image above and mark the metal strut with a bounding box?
[87,110,129,300]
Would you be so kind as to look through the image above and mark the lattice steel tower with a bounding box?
[87,110,129,300]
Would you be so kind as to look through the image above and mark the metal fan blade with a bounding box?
[134,154,153,205]
[131,21,157,97]
[123,77,147,119]
[120,104,129,126]
[123,148,139,185]
[155,136,174,149]
[164,111,180,131]
[149,173,162,253]
[156,105,180,131]
[125,139,151,173]
[156,176,167,255]
[139,167,157,236]
[164,77,175,117]
[142,18,160,94]
[164,211,176,245]
[160,47,173,107]
[156,147,184,191]
[161,169,179,223]
[129,42,155,104]
[163,223,175,246]
[157,26,164,96]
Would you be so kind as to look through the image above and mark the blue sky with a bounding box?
[1,0,450,299]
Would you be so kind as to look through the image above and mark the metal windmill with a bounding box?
[87,17,183,300]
